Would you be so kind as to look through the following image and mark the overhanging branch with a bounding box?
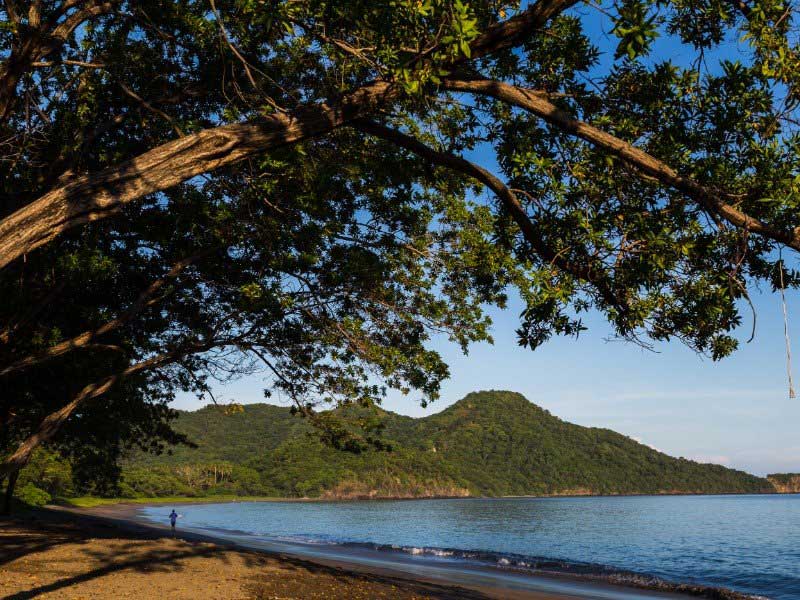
[353,119,625,312]
[0,0,573,271]
[443,78,800,252]
[0,81,397,270]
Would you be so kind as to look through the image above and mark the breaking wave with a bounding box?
[324,541,767,600]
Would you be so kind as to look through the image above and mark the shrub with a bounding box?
[17,447,74,497]
[16,483,51,507]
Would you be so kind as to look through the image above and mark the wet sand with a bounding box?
[0,505,711,599]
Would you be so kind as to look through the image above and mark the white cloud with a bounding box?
[632,436,664,453]
[689,454,732,466]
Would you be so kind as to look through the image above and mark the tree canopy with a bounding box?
[2,0,800,495]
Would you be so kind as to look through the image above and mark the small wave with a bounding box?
[271,535,341,545]
[331,541,765,600]
[339,541,606,573]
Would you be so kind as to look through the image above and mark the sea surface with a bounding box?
[140,494,800,599]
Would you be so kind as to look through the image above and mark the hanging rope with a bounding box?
[778,256,796,399]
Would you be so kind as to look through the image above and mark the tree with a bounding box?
[2,0,800,495]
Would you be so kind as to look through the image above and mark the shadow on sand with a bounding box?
[0,510,490,600]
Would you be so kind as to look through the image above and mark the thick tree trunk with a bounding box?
[0,82,395,270]
[0,0,577,271]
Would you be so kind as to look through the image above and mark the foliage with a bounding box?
[16,448,74,497]
[60,495,279,508]
[15,483,51,507]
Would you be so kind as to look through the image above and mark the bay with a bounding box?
[140,494,800,599]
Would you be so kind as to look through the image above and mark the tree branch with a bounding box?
[725,0,751,18]
[468,0,580,60]
[0,1,572,270]
[27,1,43,28]
[50,1,116,41]
[42,86,203,188]
[0,1,118,124]
[443,78,800,252]
[0,81,397,270]
[353,119,625,312]
[0,251,209,377]
[0,331,239,478]
[119,82,184,136]
[32,59,106,68]
[0,347,189,478]
[4,0,20,24]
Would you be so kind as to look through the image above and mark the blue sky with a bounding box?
[176,6,800,477]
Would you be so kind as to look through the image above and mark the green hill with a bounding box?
[120,390,773,499]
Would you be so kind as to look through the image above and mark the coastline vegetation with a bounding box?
[19,391,777,505]
[58,495,283,508]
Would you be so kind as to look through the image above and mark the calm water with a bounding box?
[141,495,800,599]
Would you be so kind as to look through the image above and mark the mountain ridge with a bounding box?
[122,390,778,499]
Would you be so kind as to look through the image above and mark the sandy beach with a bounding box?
[0,503,732,600]
[0,509,501,600]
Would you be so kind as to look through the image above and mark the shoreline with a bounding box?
[60,489,798,509]
[1,508,497,600]
[32,502,756,600]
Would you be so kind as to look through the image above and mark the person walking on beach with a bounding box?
[169,509,179,537]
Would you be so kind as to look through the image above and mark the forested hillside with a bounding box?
[119,391,773,499]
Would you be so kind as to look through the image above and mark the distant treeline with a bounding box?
[19,391,780,503]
